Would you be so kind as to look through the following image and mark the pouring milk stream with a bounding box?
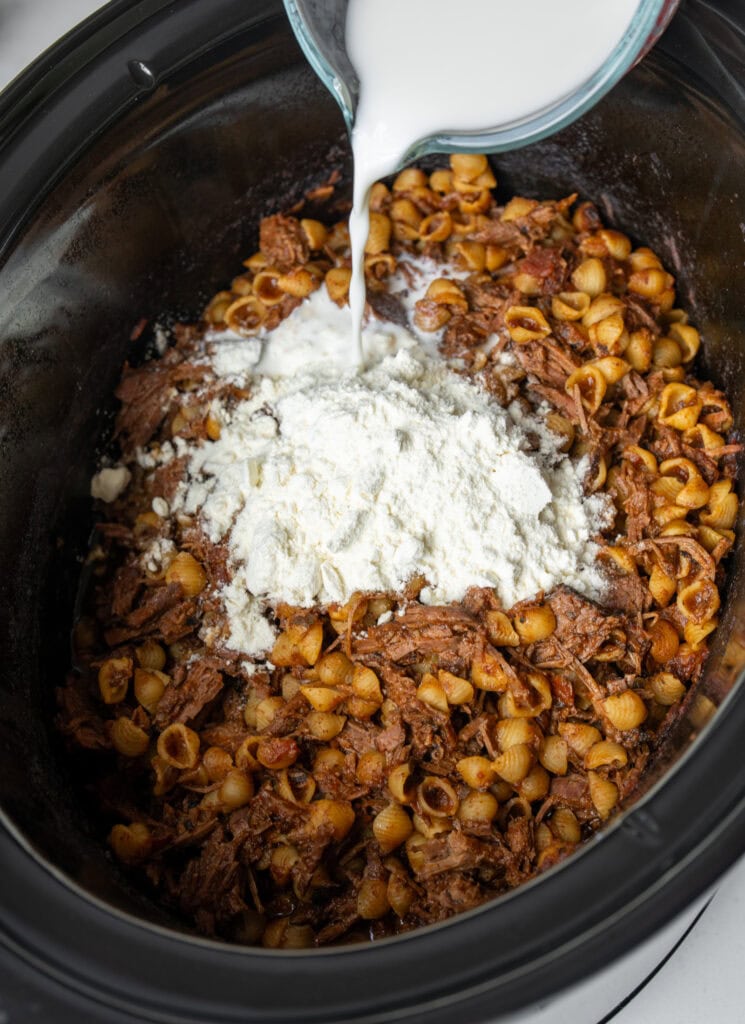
[346,0,641,360]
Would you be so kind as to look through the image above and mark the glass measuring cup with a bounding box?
[283,0,680,162]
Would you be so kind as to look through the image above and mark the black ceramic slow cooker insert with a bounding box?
[1,1,745,1021]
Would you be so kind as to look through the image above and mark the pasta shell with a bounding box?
[492,743,533,785]
[603,690,648,731]
[585,741,628,770]
[373,803,414,853]
[588,772,618,819]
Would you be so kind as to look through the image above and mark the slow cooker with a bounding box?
[1,1,745,1021]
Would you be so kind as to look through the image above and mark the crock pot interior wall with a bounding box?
[0,13,351,919]
[0,0,744,933]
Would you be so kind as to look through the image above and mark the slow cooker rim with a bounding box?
[0,0,282,260]
[3,705,745,1024]
[0,0,148,117]
[1,2,745,1021]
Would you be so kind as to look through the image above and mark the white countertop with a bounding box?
[1,1,744,1020]
[614,854,745,1023]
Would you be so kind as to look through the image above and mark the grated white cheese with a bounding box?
[165,287,610,656]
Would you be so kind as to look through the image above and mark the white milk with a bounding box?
[346,0,640,357]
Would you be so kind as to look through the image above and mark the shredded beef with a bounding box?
[415,831,495,879]
[110,564,144,618]
[548,587,625,663]
[513,338,581,390]
[550,774,591,811]
[516,246,568,293]
[603,567,653,616]
[176,827,247,932]
[154,658,224,728]
[103,583,189,646]
[57,162,738,950]
[259,213,309,271]
[378,665,443,757]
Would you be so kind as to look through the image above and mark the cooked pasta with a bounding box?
[56,153,740,948]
